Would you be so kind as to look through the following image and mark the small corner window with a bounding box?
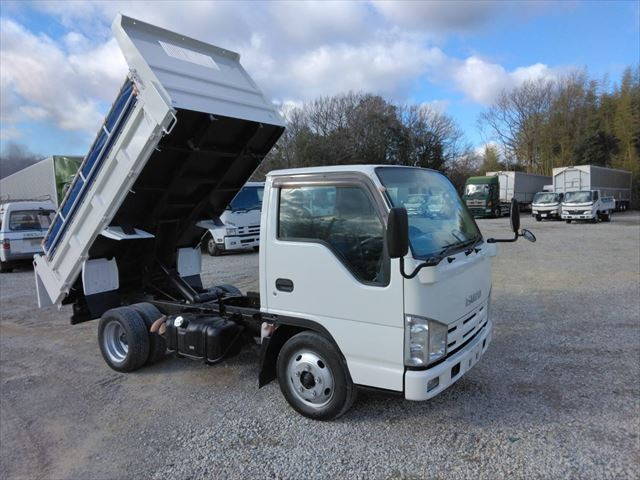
[278,185,386,285]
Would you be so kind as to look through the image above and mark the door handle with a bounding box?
[275,278,294,293]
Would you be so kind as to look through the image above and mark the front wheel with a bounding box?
[277,331,356,420]
[535,215,542,222]
[566,220,571,224]
[207,238,221,256]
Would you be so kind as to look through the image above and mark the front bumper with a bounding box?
[404,319,492,401]
[532,208,560,218]
[561,212,595,220]
[0,250,38,262]
[222,235,259,251]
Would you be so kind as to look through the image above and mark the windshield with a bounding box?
[464,184,489,197]
[227,186,264,212]
[533,192,560,204]
[376,167,481,259]
[9,210,55,231]
[564,191,592,204]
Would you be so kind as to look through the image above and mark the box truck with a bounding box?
[0,156,80,271]
[33,15,535,420]
[0,156,82,207]
[553,165,631,211]
[463,171,551,217]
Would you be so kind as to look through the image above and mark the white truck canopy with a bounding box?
[35,14,284,311]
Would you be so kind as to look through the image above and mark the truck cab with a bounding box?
[260,165,501,406]
[204,182,264,256]
[463,176,500,218]
[0,200,56,272]
[531,191,564,221]
[562,190,614,223]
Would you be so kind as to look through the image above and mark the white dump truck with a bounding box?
[202,182,263,255]
[34,15,535,420]
[553,165,632,211]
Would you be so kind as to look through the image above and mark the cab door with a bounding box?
[262,174,405,391]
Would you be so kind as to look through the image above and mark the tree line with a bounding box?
[255,66,639,205]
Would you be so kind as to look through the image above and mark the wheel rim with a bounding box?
[287,350,335,409]
[103,320,128,364]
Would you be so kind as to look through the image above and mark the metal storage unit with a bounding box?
[552,165,631,208]
[0,156,82,207]
[486,171,551,206]
[34,14,285,310]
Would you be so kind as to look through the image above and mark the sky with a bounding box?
[1,0,638,157]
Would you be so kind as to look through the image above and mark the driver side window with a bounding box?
[278,185,386,285]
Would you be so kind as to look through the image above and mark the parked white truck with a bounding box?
[531,191,564,221]
[553,165,631,211]
[561,190,615,223]
[33,15,535,420]
[203,182,263,255]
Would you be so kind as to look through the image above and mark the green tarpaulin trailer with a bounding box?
[0,156,82,207]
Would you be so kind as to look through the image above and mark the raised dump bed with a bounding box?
[34,14,284,320]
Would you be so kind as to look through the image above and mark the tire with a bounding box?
[98,307,150,372]
[535,215,541,222]
[130,302,166,365]
[253,246,259,252]
[207,238,221,256]
[277,331,356,420]
[566,220,571,224]
[0,261,13,273]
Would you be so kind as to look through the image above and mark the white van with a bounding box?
[0,200,56,272]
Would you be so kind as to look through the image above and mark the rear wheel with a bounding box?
[98,307,149,372]
[130,302,166,365]
[277,331,356,420]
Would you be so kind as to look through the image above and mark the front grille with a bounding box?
[446,303,487,351]
[237,224,260,235]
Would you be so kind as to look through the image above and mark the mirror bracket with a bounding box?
[399,257,438,279]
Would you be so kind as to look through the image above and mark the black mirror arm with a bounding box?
[486,232,518,243]
[400,257,438,279]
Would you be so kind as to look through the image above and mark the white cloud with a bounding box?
[433,56,557,104]
[0,126,23,141]
[0,18,126,132]
[372,0,501,31]
[1,0,567,142]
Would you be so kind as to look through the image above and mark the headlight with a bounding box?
[583,210,591,215]
[226,227,237,235]
[404,315,448,367]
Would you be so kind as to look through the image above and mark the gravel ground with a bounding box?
[1,213,639,480]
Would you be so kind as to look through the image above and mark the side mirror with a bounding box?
[521,229,536,242]
[386,207,409,259]
[487,199,535,244]
[510,199,520,233]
